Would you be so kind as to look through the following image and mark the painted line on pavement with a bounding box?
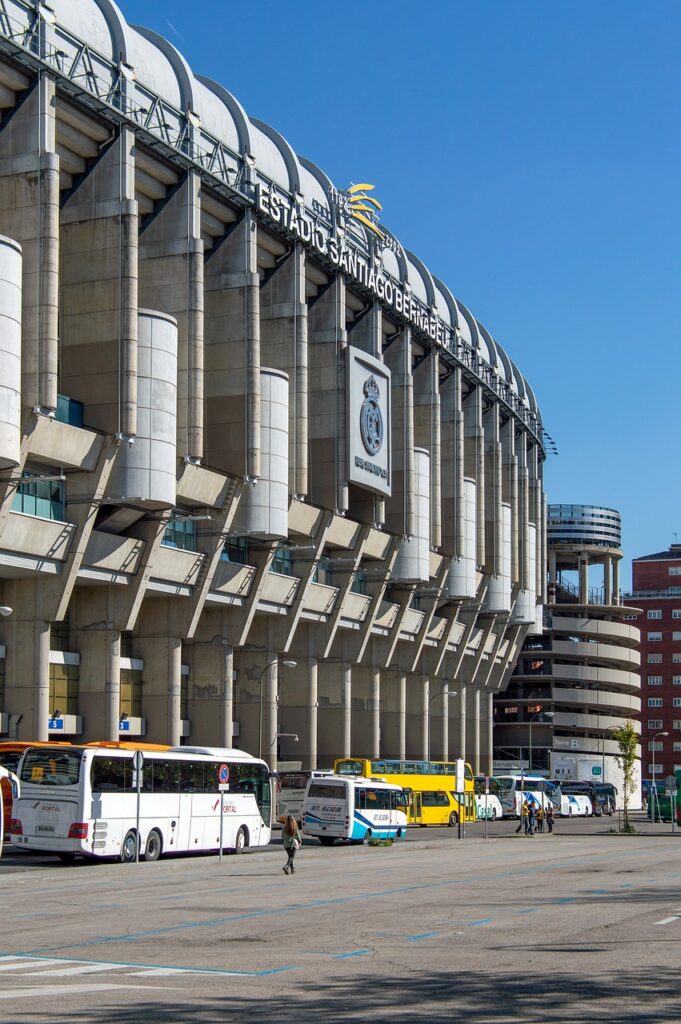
[407,932,439,940]
[0,952,295,978]
[655,916,679,926]
[333,950,373,959]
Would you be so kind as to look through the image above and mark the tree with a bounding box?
[611,720,639,832]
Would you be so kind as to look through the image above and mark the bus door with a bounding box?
[406,788,422,824]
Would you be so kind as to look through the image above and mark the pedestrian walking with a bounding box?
[281,814,301,874]
[546,804,554,833]
[536,804,544,833]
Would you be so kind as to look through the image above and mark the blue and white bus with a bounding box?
[302,774,407,845]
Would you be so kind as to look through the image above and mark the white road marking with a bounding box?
[0,959,64,972]
[23,963,133,977]
[0,983,161,999]
[655,915,679,925]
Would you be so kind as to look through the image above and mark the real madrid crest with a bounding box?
[360,376,383,456]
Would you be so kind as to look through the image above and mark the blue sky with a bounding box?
[122,0,680,590]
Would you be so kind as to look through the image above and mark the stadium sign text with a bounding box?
[256,185,449,345]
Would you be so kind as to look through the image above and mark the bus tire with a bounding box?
[319,836,335,846]
[234,827,248,854]
[57,852,76,864]
[491,808,497,822]
[361,829,371,845]
[448,811,459,827]
[120,830,139,863]
[144,829,162,862]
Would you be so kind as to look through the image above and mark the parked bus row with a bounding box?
[475,774,618,818]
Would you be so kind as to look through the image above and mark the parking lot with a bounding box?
[0,812,679,1023]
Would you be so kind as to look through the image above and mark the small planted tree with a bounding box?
[611,720,639,833]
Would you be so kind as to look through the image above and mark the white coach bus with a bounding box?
[10,745,272,862]
[302,774,407,845]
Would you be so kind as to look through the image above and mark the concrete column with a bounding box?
[604,556,613,605]
[440,685,449,761]
[422,677,430,760]
[613,558,621,605]
[34,620,50,741]
[308,659,318,769]
[464,385,485,566]
[485,690,494,777]
[413,350,441,549]
[265,658,279,770]
[0,73,59,414]
[221,643,234,748]
[472,688,481,774]
[458,686,467,759]
[168,639,182,748]
[139,170,204,460]
[105,630,121,742]
[398,673,407,760]
[308,274,348,512]
[548,548,557,603]
[384,329,414,538]
[342,663,352,757]
[370,668,380,760]
[204,208,260,478]
[61,128,138,436]
[579,555,589,604]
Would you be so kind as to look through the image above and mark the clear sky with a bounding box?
[122,0,680,590]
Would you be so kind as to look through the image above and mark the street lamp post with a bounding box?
[527,709,553,774]
[651,730,669,822]
[426,689,457,761]
[257,659,296,760]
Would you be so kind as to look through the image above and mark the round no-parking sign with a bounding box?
[218,763,230,786]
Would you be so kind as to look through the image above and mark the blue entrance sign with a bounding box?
[218,763,230,785]
[48,718,64,731]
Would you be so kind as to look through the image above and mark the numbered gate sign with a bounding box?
[218,763,230,791]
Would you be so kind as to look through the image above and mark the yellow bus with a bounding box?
[333,758,476,827]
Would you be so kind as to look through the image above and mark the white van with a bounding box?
[302,774,407,845]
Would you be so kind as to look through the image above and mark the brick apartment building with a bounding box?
[628,544,681,783]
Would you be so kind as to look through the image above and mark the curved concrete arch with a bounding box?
[133,26,196,113]
[91,0,129,63]
[196,76,252,157]
[251,117,302,195]
[405,249,436,308]
[298,156,332,215]
[432,276,460,332]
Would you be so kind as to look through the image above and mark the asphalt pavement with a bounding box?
[0,812,679,1023]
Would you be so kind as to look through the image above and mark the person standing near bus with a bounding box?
[546,803,554,833]
[536,804,544,833]
[281,814,301,874]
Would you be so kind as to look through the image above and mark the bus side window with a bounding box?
[180,761,204,793]
[92,757,127,793]
[355,788,365,810]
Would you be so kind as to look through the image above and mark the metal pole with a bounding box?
[219,797,224,862]
[135,766,141,864]
[528,716,533,774]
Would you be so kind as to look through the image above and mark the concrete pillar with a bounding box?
[458,686,467,759]
[579,555,589,604]
[485,690,494,777]
[414,351,441,549]
[384,329,414,538]
[61,128,138,436]
[471,688,481,774]
[260,242,308,497]
[342,663,352,757]
[440,685,449,761]
[221,643,234,748]
[398,673,407,760]
[308,274,348,512]
[307,659,318,769]
[604,556,613,605]
[422,677,430,760]
[139,170,204,460]
[464,385,485,566]
[204,208,260,478]
[34,620,50,741]
[613,558,621,605]
[168,639,182,748]
[105,630,121,742]
[548,548,557,603]
[265,658,279,770]
[370,668,380,760]
[0,73,59,414]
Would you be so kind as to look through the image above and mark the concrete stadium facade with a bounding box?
[0,0,546,771]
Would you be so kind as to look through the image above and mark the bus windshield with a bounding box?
[20,748,83,787]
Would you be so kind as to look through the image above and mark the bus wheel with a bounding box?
[491,808,497,822]
[120,830,139,863]
[234,827,248,854]
[57,852,76,864]
[144,829,162,862]
[448,811,459,827]
[319,836,335,846]
[361,830,371,845]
